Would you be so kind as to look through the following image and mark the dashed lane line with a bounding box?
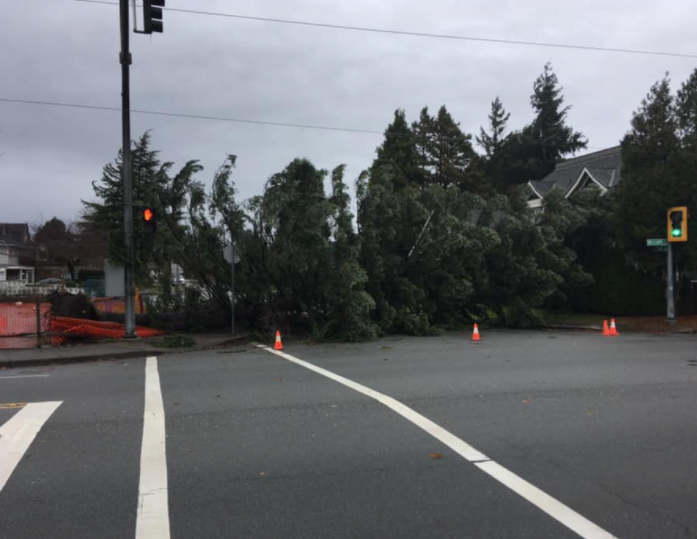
[0,374,51,380]
[256,344,620,539]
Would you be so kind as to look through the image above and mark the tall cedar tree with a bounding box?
[477,97,511,189]
[503,64,587,186]
[615,76,680,255]
[616,70,697,263]
[676,68,697,144]
[82,132,183,276]
[372,109,420,190]
[412,106,477,189]
[477,97,511,158]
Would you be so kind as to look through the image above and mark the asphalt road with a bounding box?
[1,330,696,538]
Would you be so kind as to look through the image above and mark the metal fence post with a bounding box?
[35,298,42,348]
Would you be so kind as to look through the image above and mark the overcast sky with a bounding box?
[1,0,696,225]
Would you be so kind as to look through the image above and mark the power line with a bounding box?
[1,96,686,157]
[74,0,697,59]
[0,97,383,135]
[0,95,593,147]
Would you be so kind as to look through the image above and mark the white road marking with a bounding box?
[475,461,616,539]
[135,356,170,539]
[0,401,62,493]
[0,374,51,380]
[256,344,620,539]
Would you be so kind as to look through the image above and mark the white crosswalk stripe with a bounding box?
[135,356,171,539]
[0,401,62,493]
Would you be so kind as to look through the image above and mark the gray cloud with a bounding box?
[1,0,696,223]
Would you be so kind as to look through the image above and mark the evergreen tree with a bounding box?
[477,97,511,189]
[412,106,477,189]
[528,63,587,170]
[477,97,510,159]
[321,165,378,340]
[412,107,435,186]
[676,68,697,144]
[82,132,200,281]
[622,75,677,167]
[671,69,697,262]
[33,218,81,281]
[372,109,419,190]
[502,64,587,187]
[431,106,477,188]
[616,75,680,254]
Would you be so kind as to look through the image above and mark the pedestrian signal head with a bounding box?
[142,208,157,235]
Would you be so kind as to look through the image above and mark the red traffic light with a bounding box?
[143,208,154,222]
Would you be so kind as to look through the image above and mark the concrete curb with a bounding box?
[543,324,602,332]
[0,334,252,369]
[0,350,162,369]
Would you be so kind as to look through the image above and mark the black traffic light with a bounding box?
[142,207,157,235]
[143,0,165,34]
[667,206,688,242]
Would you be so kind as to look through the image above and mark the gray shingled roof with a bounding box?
[0,223,30,245]
[529,181,557,197]
[529,146,622,198]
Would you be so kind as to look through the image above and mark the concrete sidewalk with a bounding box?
[0,333,249,368]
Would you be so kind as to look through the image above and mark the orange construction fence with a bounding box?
[50,316,165,344]
[92,292,145,315]
[0,301,50,349]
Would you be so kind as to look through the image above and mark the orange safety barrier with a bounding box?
[0,302,51,350]
[92,293,145,315]
[50,316,165,342]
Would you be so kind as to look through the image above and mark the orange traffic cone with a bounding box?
[602,320,611,337]
[471,323,481,342]
[609,319,620,336]
[274,330,284,350]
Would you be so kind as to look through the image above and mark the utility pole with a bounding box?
[666,242,675,320]
[231,241,235,335]
[120,0,136,338]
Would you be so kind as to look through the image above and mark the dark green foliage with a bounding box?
[373,109,420,190]
[82,69,697,338]
[320,166,378,341]
[357,161,580,331]
[616,72,697,266]
[555,70,697,315]
[492,64,587,188]
[148,335,196,348]
[477,97,510,159]
[236,159,378,340]
[564,191,665,316]
[477,97,511,190]
[82,131,197,284]
[478,188,591,326]
[33,217,81,281]
[411,106,478,189]
[528,63,587,167]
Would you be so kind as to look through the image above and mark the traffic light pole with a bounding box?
[120,0,136,338]
[231,240,235,335]
[666,242,675,320]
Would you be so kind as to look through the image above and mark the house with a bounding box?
[0,223,35,284]
[527,146,622,209]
